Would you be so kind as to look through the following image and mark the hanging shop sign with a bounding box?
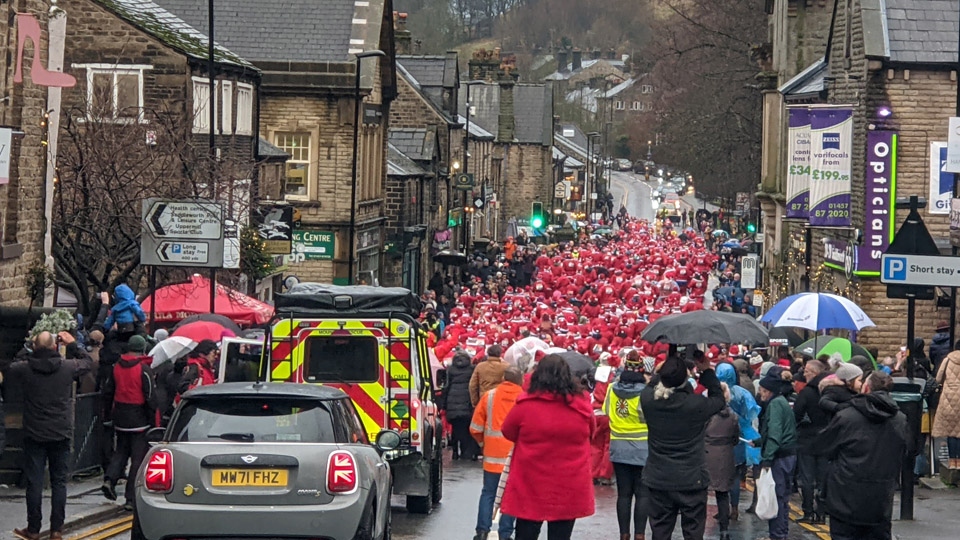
[808,106,853,227]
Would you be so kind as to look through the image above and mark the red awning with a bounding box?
[141,274,274,326]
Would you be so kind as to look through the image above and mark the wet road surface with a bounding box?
[390,453,821,539]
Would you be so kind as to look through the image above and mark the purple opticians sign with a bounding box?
[858,131,897,275]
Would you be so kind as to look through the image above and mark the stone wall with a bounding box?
[499,143,552,229]
[0,0,57,307]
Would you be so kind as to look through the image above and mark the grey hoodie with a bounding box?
[608,380,649,466]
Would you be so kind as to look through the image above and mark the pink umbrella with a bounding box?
[171,320,236,343]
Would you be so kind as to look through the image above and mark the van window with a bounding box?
[304,336,379,383]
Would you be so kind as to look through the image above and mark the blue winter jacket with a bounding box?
[716,363,761,466]
[104,284,145,330]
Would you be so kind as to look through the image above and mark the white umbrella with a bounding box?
[760,292,875,332]
[503,336,550,373]
[149,336,197,369]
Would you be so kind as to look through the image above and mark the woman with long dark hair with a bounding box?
[500,354,595,540]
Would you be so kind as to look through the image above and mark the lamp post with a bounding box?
[586,132,600,215]
[461,80,484,252]
[348,49,386,285]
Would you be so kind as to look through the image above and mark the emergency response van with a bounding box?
[265,284,444,513]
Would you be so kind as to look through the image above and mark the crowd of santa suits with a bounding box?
[428,219,719,365]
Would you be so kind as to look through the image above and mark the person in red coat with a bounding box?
[592,353,615,484]
[501,354,596,540]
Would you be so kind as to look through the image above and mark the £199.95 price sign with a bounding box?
[808,106,853,227]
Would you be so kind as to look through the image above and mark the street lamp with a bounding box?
[348,49,386,285]
[461,80,485,252]
[586,132,600,215]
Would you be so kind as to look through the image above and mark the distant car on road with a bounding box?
[617,159,633,171]
[133,382,400,540]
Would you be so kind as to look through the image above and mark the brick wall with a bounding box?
[0,1,60,306]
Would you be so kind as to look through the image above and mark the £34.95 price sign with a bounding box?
[808,106,853,227]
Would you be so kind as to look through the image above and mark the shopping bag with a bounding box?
[755,467,779,521]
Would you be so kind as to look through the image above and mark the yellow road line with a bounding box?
[743,478,832,538]
[66,516,133,540]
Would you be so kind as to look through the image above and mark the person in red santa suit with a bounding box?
[591,352,617,485]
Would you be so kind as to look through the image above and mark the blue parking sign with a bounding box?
[883,256,907,281]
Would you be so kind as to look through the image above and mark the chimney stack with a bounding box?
[606,48,617,60]
[557,48,569,72]
[469,48,501,82]
[394,12,412,55]
[590,48,602,60]
[572,48,583,71]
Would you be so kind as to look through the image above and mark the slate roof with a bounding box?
[883,0,957,64]
[514,84,551,144]
[458,115,494,139]
[258,138,289,160]
[388,128,435,162]
[99,0,253,67]
[544,58,627,81]
[153,0,360,63]
[460,84,499,136]
[553,146,584,168]
[387,143,427,177]
[397,56,447,87]
[779,58,827,99]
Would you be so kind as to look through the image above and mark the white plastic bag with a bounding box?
[755,467,779,521]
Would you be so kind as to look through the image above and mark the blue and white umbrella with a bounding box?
[760,292,875,332]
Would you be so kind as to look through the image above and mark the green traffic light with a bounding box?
[746,223,757,233]
[531,216,544,228]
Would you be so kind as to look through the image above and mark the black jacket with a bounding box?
[793,372,829,452]
[820,391,908,526]
[819,384,857,419]
[640,369,725,492]
[8,348,93,442]
[930,331,952,371]
[443,356,475,420]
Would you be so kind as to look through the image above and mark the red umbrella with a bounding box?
[172,321,236,343]
[141,274,274,326]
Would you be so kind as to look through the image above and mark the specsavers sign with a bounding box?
[786,107,810,219]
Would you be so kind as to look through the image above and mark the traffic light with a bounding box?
[531,201,545,229]
[746,222,757,234]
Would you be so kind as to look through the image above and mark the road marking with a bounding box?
[67,516,132,540]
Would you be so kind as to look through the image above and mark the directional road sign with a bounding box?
[141,198,224,268]
[145,200,223,239]
[881,254,960,288]
[156,241,210,264]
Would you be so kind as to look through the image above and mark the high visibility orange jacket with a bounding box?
[470,381,523,473]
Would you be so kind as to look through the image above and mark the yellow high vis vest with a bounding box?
[603,389,649,441]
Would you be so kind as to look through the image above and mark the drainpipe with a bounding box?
[43,6,68,307]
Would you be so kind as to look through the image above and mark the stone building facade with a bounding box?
[763,0,960,353]
[0,0,57,308]
[159,0,397,286]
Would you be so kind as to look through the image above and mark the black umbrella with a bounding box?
[641,311,769,345]
[174,313,242,335]
[432,250,468,266]
[554,350,595,377]
[715,287,745,299]
[768,327,804,348]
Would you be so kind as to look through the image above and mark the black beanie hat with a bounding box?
[659,355,688,388]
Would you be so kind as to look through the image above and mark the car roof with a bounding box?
[182,382,349,401]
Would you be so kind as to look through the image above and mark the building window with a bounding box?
[615,100,625,110]
[73,64,150,121]
[631,101,642,111]
[236,83,254,135]
[641,85,653,94]
[275,132,311,199]
[192,78,237,134]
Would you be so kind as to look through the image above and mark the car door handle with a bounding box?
[376,462,386,468]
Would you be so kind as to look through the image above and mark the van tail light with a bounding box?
[326,451,358,495]
[144,449,174,493]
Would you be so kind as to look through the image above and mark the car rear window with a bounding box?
[304,336,379,383]
[169,398,339,443]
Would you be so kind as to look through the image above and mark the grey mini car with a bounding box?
[133,382,399,540]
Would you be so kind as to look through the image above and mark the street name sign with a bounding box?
[141,198,224,268]
[881,254,960,288]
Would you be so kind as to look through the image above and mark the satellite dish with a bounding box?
[283,275,301,290]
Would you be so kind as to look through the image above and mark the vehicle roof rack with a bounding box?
[274,283,423,318]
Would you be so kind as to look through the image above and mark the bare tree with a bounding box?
[54,97,257,316]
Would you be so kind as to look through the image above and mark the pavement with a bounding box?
[0,476,124,539]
